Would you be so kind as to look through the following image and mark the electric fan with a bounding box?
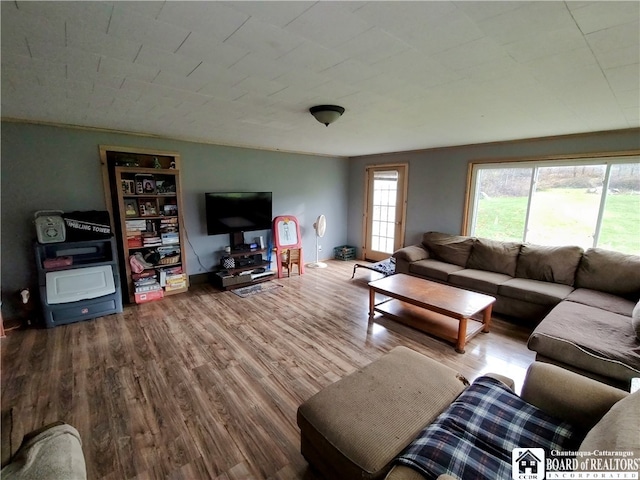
[307,214,327,268]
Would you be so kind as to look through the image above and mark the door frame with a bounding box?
[361,163,409,261]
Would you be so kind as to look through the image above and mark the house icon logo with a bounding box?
[512,448,545,480]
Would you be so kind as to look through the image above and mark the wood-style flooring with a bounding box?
[1,260,535,479]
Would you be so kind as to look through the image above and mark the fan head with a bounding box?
[313,215,327,237]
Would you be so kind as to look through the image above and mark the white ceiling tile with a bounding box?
[587,21,640,53]
[614,88,640,109]
[432,37,507,71]
[228,53,292,81]
[67,22,141,62]
[477,2,575,45]
[505,28,587,63]
[356,2,458,36]
[232,76,287,97]
[157,2,249,42]
[174,32,248,68]
[595,44,640,71]
[1,5,66,48]
[151,71,210,93]
[453,56,523,82]
[108,4,191,53]
[525,47,599,84]
[224,17,304,60]
[134,46,202,77]
[622,106,639,125]
[187,63,247,91]
[400,11,486,55]
[454,2,532,22]
[277,41,347,72]
[570,1,640,35]
[99,57,159,83]
[318,59,381,85]
[16,0,113,33]
[120,1,165,19]
[285,2,371,48]
[272,69,331,91]
[224,1,314,28]
[336,27,411,66]
[605,63,640,94]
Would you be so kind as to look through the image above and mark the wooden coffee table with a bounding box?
[368,274,496,353]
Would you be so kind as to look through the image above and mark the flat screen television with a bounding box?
[205,192,272,236]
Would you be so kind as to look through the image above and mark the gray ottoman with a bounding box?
[297,346,468,480]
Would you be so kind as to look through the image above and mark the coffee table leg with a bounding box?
[456,317,468,354]
[482,304,493,333]
[368,287,375,320]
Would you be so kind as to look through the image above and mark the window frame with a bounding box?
[462,150,640,251]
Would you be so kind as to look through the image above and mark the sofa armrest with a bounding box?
[393,245,429,263]
[521,362,627,432]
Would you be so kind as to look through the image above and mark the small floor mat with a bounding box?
[232,282,283,298]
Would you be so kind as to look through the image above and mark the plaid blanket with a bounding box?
[396,376,579,480]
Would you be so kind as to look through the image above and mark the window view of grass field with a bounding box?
[473,162,640,255]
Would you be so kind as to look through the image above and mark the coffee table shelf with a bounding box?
[374,299,486,348]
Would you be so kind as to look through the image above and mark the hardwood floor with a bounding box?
[1,260,535,479]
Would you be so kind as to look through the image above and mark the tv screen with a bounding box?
[205,192,272,236]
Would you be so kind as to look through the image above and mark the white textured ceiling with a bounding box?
[1,1,638,157]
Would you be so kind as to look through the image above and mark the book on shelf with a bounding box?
[134,282,162,293]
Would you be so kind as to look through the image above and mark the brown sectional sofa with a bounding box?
[393,232,640,389]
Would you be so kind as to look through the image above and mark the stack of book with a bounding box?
[157,265,183,287]
[126,219,146,248]
[165,273,187,292]
[161,232,179,245]
[142,231,162,247]
[132,272,161,292]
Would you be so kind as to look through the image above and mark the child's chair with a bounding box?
[281,248,303,277]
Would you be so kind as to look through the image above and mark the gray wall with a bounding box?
[347,129,640,251]
[1,122,348,318]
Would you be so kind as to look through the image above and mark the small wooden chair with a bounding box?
[281,248,302,277]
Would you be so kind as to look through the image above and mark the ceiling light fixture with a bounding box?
[309,105,345,127]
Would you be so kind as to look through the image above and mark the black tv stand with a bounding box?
[213,247,275,290]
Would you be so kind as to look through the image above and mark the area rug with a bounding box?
[232,282,283,298]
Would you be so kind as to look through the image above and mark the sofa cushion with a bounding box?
[515,244,583,286]
[528,301,640,383]
[448,269,512,295]
[409,259,464,283]
[575,248,640,301]
[422,232,475,267]
[632,301,640,341]
[499,278,573,306]
[393,245,429,263]
[579,390,640,454]
[566,288,636,317]
[466,238,521,277]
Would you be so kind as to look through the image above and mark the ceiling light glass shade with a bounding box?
[309,105,345,126]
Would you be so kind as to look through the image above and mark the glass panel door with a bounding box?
[364,165,407,261]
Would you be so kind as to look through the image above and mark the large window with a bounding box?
[467,156,640,255]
